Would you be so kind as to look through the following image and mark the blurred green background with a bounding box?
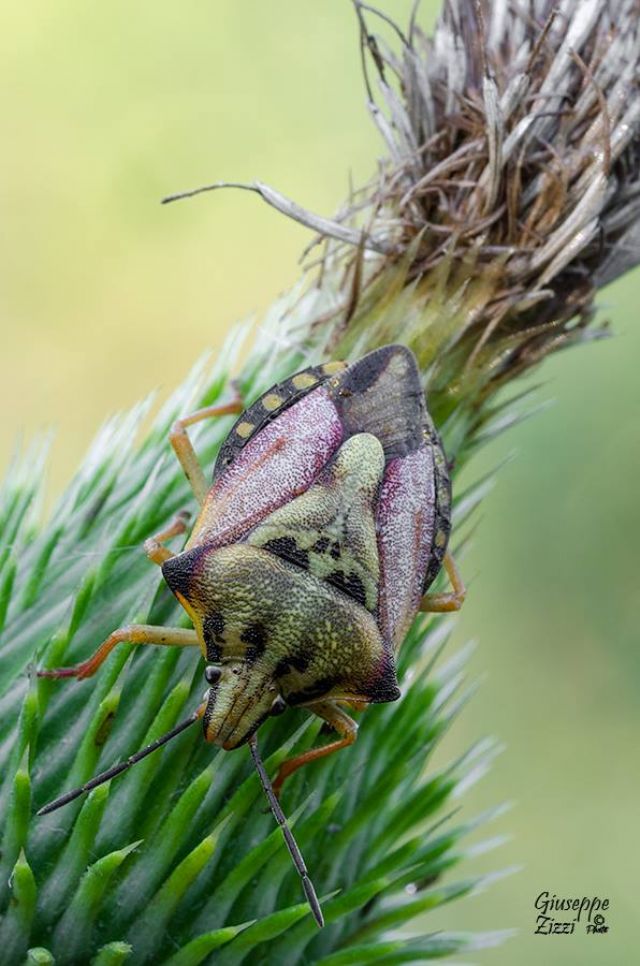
[1,1,637,963]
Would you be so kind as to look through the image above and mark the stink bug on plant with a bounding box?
[38,344,465,927]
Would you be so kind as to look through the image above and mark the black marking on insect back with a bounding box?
[326,571,367,609]
[212,362,346,481]
[161,547,204,600]
[240,622,268,662]
[203,642,222,665]
[292,653,311,675]
[274,659,291,679]
[287,677,338,706]
[274,650,310,679]
[329,542,341,560]
[206,612,224,637]
[202,613,225,661]
[329,345,427,460]
[312,537,330,554]
[291,651,311,673]
[263,536,309,571]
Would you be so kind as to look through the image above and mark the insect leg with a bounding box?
[37,624,199,680]
[143,510,191,564]
[419,551,466,613]
[170,396,244,505]
[273,701,357,798]
[339,697,368,712]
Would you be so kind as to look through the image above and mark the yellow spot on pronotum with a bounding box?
[321,360,347,375]
[292,372,318,390]
[435,530,447,548]
[236,421,254,438]
[262,393,282,411]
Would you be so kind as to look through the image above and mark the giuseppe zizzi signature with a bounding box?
[534,891,610,935]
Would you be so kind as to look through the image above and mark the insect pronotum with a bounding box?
[38,344,465,927]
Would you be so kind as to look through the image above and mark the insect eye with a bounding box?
[204,665,221,685]
[270,695,287,716]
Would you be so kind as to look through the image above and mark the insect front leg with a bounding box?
[419,551,466,613]
[143,510,191,565]
[170,395,244,505]
[37,624,199,680]
[273,700,357,798]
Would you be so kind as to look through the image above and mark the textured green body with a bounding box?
[164,542,398,747]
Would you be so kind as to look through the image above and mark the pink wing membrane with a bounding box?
[189,388,344,550]
[376,447,436,650]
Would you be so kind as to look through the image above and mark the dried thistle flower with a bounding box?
[332,0,640,407]
[181,0,640,429]
[1,2,639,963]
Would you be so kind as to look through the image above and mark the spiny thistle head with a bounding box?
[1,2,639,964]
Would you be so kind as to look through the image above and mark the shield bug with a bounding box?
[37,344,465,927]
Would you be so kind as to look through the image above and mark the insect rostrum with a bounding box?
[38,344,466,926]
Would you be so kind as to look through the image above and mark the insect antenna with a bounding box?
[37,703,205,816]
[248,735,324,929]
